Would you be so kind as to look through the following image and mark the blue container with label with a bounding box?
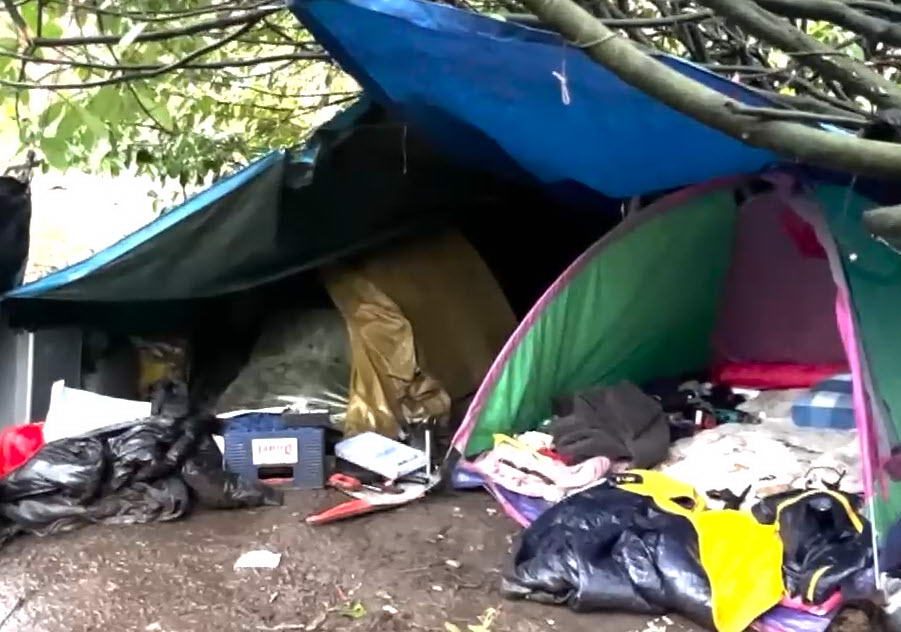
[223,413,326,489]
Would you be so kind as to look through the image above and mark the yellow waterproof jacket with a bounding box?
[617,470,786,632]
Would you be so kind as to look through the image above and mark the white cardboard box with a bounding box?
[335,432,427,480]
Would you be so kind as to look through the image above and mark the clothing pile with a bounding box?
[503,470,873,632]
[657,388,862,510]
[467,380,761,513]
[467,382,671,509]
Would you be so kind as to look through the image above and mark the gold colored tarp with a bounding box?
[324,229,516,438]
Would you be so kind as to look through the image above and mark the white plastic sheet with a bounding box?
[43,380,151,442]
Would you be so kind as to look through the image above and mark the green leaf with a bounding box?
[339,601,367,620]
[89,86,122,123]
[0,38,17,51]
[73,8,89,29]
[75,104,107,143]
[40,100,65,132]
[20,3,39,32]
[55,106,81,140]
[40,19,63,39]
[104,15,122,34]
[132,84,175,131]
[150,102,174,131]
[40,135,68,170]
[79,106,106,137]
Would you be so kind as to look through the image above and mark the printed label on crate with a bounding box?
[251,437,299,465]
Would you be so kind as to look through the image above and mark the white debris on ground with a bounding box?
[629,616,676,632]
[234,550,282,570]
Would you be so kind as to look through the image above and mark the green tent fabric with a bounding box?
[458,188,738,456]
[816,185,901,534]
[451,177,901,549]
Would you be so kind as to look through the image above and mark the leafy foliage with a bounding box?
[0,0,358,186]
[2,0,900,186]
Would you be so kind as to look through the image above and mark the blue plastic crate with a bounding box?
[223,413,326,489]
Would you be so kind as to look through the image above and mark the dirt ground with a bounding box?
[0,489,705,632]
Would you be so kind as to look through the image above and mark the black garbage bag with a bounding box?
[502,472,786,632]
[105,419,184,492]
[182,434,282,509]
[752,489,872,604]
[0,437,105,503]
[502,482,714,627]
[0,414,282,548]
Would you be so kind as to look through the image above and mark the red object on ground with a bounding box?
[0,422,44,478]
[712,362,849,389]
[306,498,380,525]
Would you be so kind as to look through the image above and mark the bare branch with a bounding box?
[2,0,31,44]
[755,0,901,48]
[847,1,901,20]
[517,0,901,179]
[43,0,275,22]
[703,63,791,76]
[724,101,868,127]
[786,75,869,114]
[31,7,281,48]
[1,19,265,90]
[0,50,329,72]
[501,10,715,28]
[693,0,901,109]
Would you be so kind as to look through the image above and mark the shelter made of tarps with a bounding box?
[287,0,779,199]
[0,99,528,330]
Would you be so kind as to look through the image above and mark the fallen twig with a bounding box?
[0,597,25,631]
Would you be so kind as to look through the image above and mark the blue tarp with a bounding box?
[288,0,779,198]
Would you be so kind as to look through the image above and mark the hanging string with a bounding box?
[402,125,408,175]
[552,43,571,106]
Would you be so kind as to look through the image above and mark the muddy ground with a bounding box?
[0,489,871,632]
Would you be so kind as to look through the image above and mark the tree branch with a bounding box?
[31,7,281,48]
[501,9,715,28]
[847,0,901,19]
[755,0,901,48]
[724,101,868,127]
[693,0,901,109]
[1,19,265,90]
[0,50,329,72]
[788,75,868,114]
[2,0,31,45]
[44,0,275,22]
[517,0,901,179]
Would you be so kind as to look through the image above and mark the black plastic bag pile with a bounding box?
[0,415,282,547]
